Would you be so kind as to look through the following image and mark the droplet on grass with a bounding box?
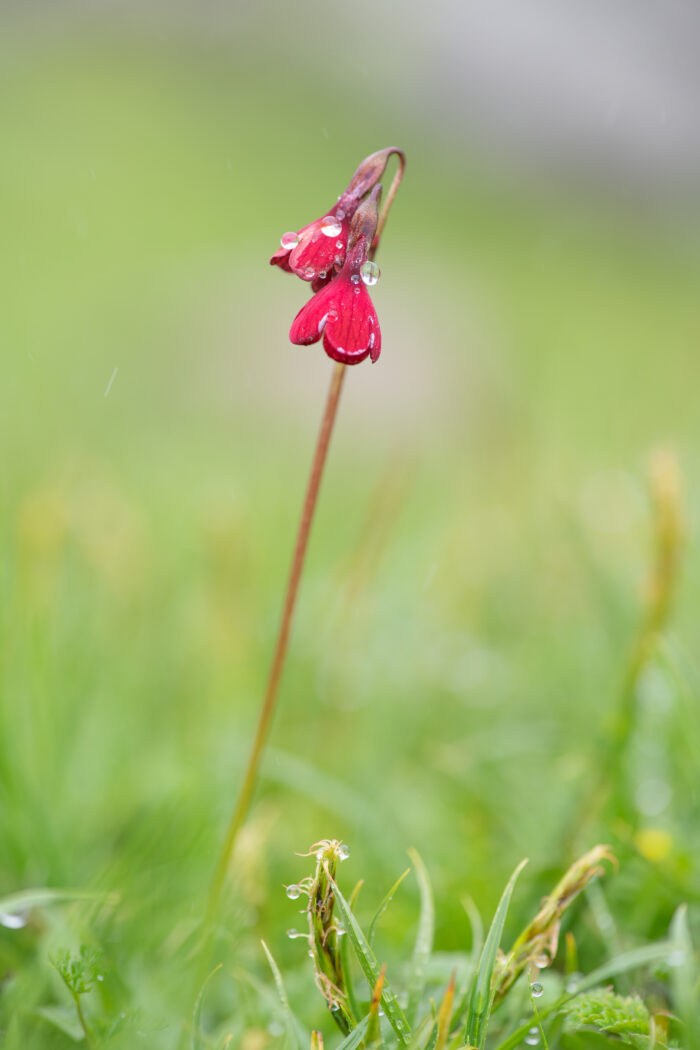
[0,911,28,930]
[285,884,302,900]
[530,981,543,997]
[525,1026,541,1045]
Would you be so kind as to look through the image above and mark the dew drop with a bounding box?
[286,928,306,940]
[530,982,543,998]
[280,232,300,250]
[353,286,361,295]
[335,240,344,250]
[0,911,28,930]
[321,218,343,238]
[97,974,105,982]
[337,844,350,861]
[286,884,302,900]
[350,274,361,285]
[525,1027,541,1046]
[360,261,380,286]
[336,207,346,220]
[318,270,327,280]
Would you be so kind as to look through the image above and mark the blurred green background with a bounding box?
[1,2,700,1046]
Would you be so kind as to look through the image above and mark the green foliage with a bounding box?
[562,989,650,1036]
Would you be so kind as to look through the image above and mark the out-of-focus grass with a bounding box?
[1,22,700,1049]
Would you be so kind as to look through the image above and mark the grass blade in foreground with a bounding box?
[405,849,435,1025]
[464,859,528,1050]
[329,875,411,1046]
[368,869,411,947]
[261,939,307,1050]
[191,964,222,1050]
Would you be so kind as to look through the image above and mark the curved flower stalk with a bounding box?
[206,148,405,928]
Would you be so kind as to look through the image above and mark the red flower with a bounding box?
[270,208,351,285]
[270,148,403,285]
[289,192,381,365]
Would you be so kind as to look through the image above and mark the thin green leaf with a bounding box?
[452,896,484,1028]
[406,850,435,1026]
[34,1005,84,1042]
[0,888,118,914]
[668,907,699,1050]
[330,875,411,1046]
[261,939,307,1050]
[192,964,222,1050]
[465,858,528,1050]
[368,869,411,947]
[336,1016,370,1050]
[341,880,365,1023]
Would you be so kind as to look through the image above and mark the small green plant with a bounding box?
[265,843,688,1050]
[50,945,102,1046]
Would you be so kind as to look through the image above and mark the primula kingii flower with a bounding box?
[270,148,400,285]
[289,188,382,365]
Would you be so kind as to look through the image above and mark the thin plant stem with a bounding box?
[373,150,406,252]
[206,361,347,922]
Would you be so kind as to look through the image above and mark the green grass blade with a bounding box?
[341,880,365,1022]
[0,888,118,914]
[368,869,411,947]
[406,849,435,1025]
[464,859,528,1050]
[261,939,307,1050]
[452,896,485,1028]
[335,1016,370,1050]
[192,964,222,1050]
[668,907,698,1050]
[329,875,411,1046]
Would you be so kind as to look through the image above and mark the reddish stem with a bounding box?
[206,361,346,919]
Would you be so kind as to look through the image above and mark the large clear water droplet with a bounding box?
[337,844,350,861]
[321,218,342,238]
[525,1027,541,1046]
[360,261,380,286]
[286,884,302,900]
[530,982,543,998]
[280,232,300,250]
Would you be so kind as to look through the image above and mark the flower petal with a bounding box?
[289,220,348,281]
[269,247,293,271]
[289,283,337,346]
[321,281,381,365]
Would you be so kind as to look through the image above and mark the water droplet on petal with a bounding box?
[525,1027,541,1046]
[360,261,380,286]
[354,286,360,295]
[337,844,350,861]
[350,274,361,284]
[530,982,543,998]
[321,218,343,238]
[0,911,28,930]
[335,240,344,250]
[336,207,346,220]
[318,270,327,279]
[280,232,300,250]
[286,884,302,900]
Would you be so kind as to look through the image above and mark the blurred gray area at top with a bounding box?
[14,0,700,200]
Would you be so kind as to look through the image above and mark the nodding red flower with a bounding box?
[289,188,382,365]
[270,208,351,286]
[270,148,402,285]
